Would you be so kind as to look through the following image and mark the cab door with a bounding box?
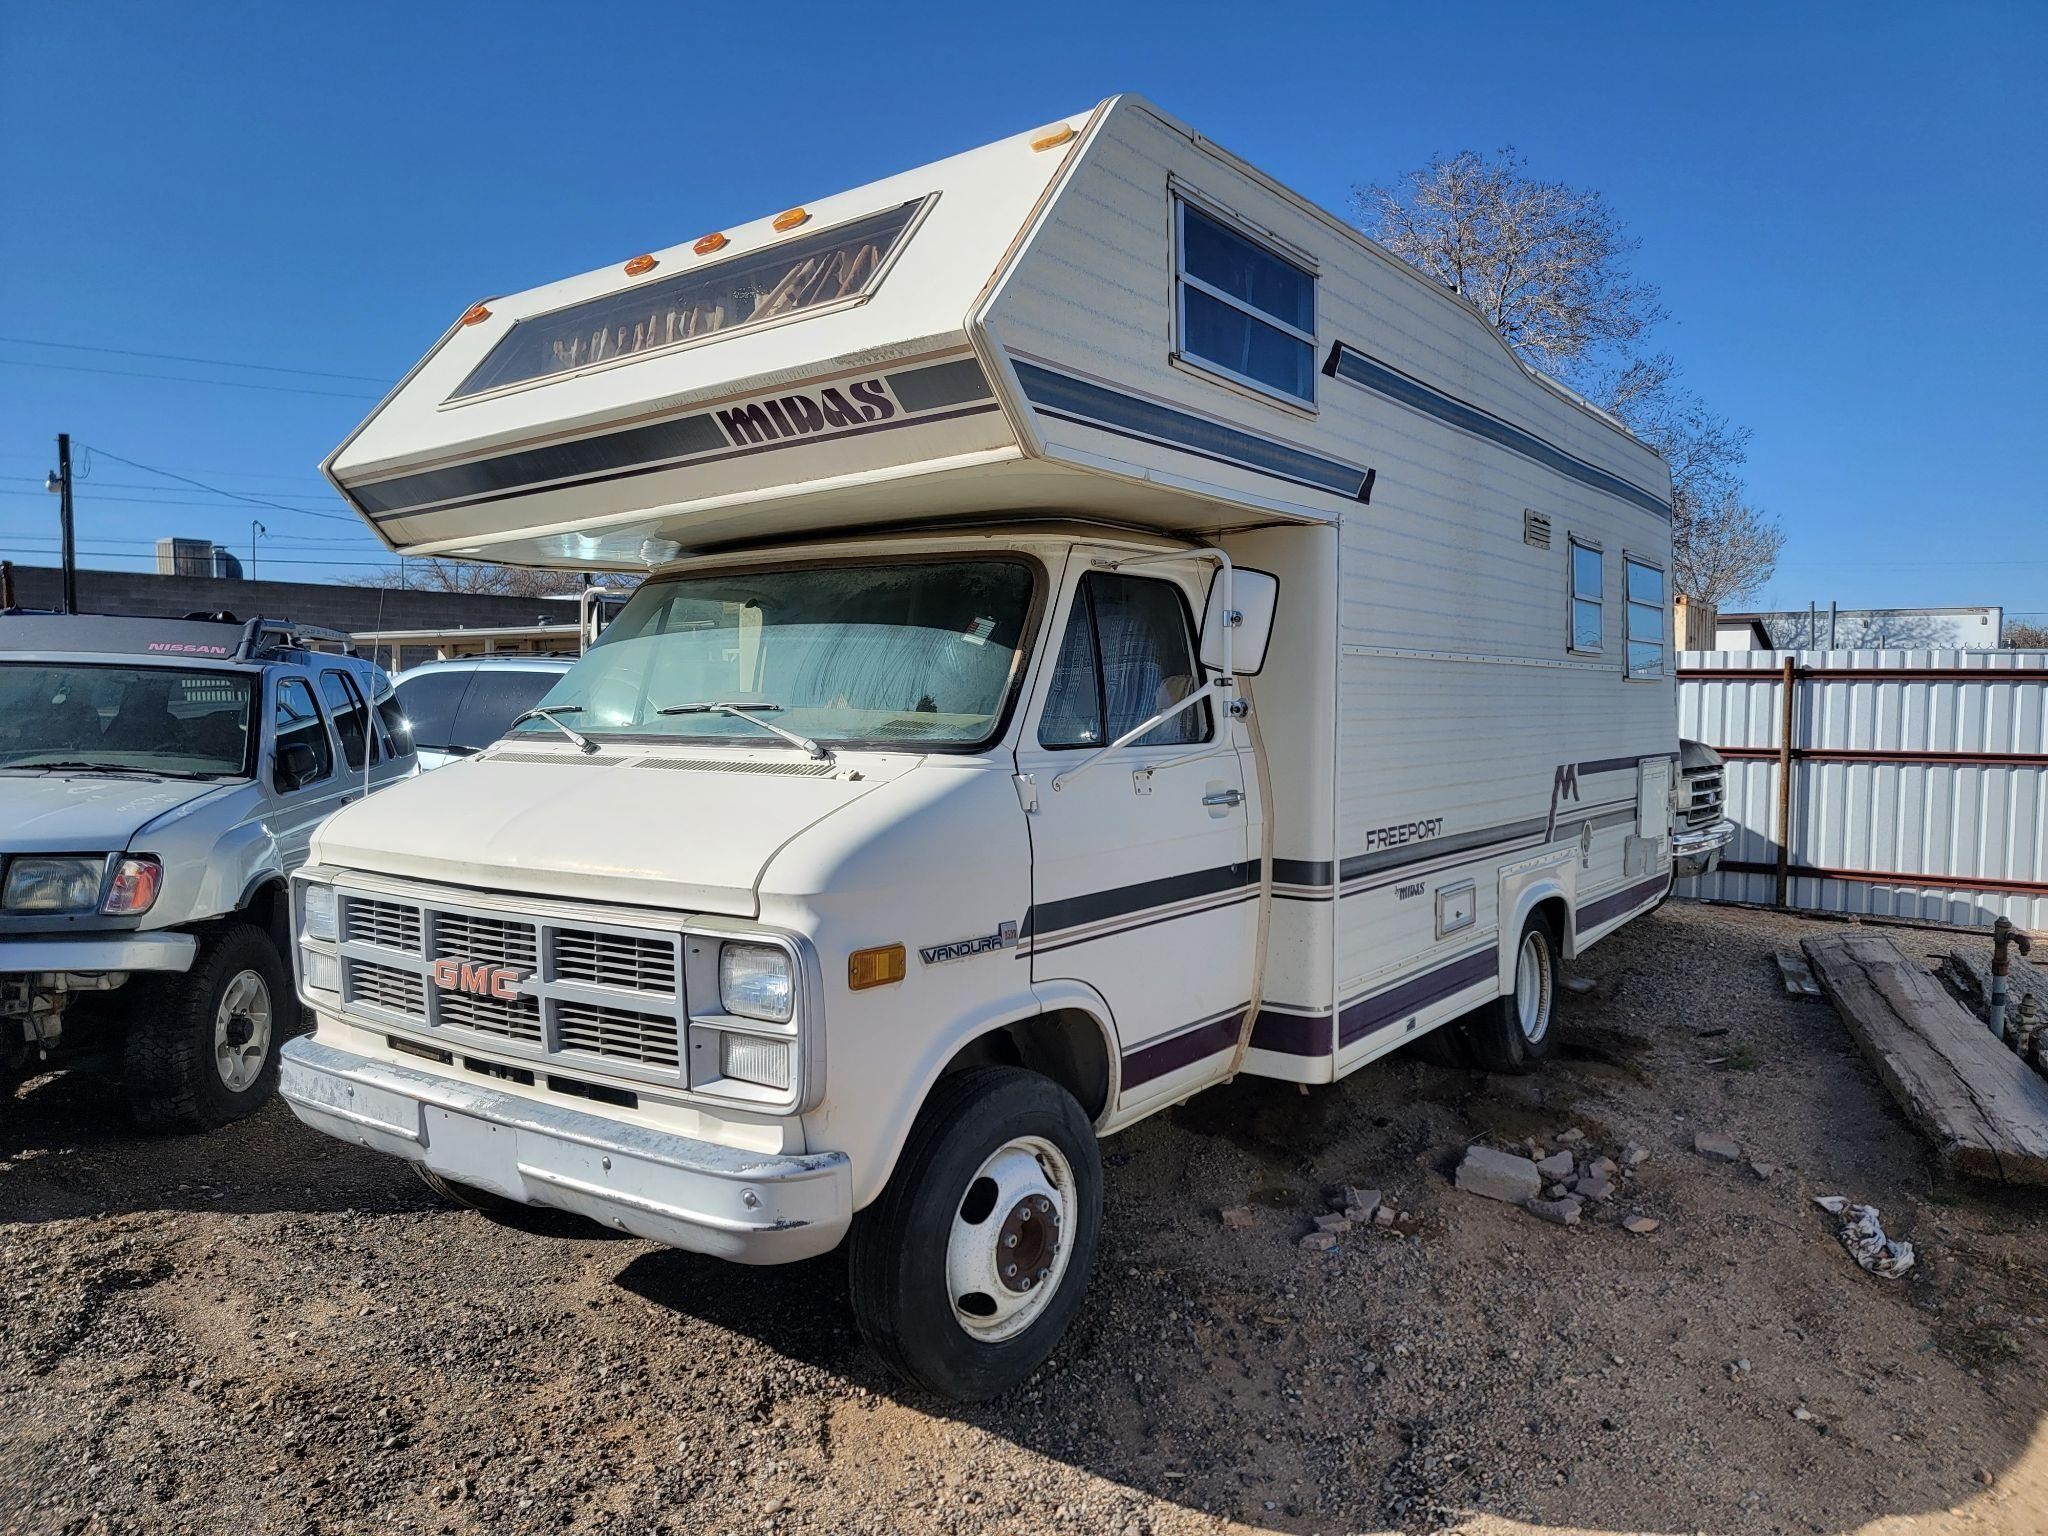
[1013,556,1258,1110]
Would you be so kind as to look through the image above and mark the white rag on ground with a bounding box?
[1814,1195,1915,1278]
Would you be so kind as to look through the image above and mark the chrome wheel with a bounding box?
[213,968,272,1093]
[945,1135,1077,1342]
[1514,929,1553,1044]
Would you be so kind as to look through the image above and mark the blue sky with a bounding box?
[3,2,2042,622]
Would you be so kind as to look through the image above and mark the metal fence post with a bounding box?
[1775,656,1796,909]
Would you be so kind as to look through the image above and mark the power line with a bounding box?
[0,541,398,571]
[0,450,335,490]
[0,490,363,517]
[0,474,345,506]
[0,334,391,385]
[73,445,365,524]
[0,524,375,546]
[0,357,381,401]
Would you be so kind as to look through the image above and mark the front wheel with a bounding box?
[848,1066,1102,1401]
[1463,913,1560,1074]
[124,922,289,1130]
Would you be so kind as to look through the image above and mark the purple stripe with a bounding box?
[1575,874,1671,933]
[1337,947,1498,1048]
[1247,1008,1332,1057]
[1121,1011,1244,1088]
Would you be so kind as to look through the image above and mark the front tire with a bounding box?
[848,1065,1101,1401]
[1464,913,1560,1074]
[123,923,288,1131]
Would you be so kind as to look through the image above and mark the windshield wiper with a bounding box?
[3,759,173,777]
[506,705,599,755]
[656,701,833,761]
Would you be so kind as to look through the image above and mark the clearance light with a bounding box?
[459,302,492,326]
[103,856,164,917]
[847,944,906,991]
[639,537,682,565]
[772,207,809,232]
[1030,124,1075,152]
[623,254,658,276]
[693,231,728,255]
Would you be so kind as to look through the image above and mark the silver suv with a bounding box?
[0,612,413,1129]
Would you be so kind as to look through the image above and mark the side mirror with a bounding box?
[1199,567,1279,677]
[276,741,319,790]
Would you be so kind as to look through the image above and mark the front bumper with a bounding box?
[278,1037,851,1263]
[1671,818,1735,878]
[0,931,197,977]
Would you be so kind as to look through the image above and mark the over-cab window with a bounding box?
[1625,557,1667,679]
[451,198,927,400]
[1569,537,1604,654]
[1039,574,1212,750]
[1174,200,1317,406]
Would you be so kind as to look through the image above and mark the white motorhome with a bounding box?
[281,96,1707,1399]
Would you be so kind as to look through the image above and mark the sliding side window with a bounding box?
[1569,537,1604,654]
[1174,200,1316,406]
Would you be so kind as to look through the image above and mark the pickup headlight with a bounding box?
[3,856,107,912]
[300,883,338,943]
[718,941,793,1023]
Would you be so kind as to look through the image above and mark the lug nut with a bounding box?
[1020,1277,1033,1290]
[1016,1205,1031,1220]
[1003,1233,1018,1248]
[1004,1263,1017,1278]
[1035,1197,1050,1212]
[1037,1268,1050,1282]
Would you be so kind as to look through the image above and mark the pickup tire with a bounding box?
[1463,912,1560,1074]
[848,1065,1101,1401]
[123,922,288,1131]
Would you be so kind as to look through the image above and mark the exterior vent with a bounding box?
[633,757,836,777]
[1523,510,1552,549]
[487,752,627,766]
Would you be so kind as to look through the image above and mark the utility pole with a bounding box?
[251,519,267,580]
[44,434,78,614]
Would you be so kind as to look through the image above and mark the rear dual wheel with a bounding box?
[1407,913,1562,1073]
[849,1066,1101,1401]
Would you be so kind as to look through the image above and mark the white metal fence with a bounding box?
[1677,649,2048,929]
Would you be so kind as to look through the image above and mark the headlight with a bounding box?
[3,856,106,912]
[103,856,163,916]
[719,1031,793,1091]
[718,941,793,1023]
[300,883,337,943]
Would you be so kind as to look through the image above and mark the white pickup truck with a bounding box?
[281,96,1722,1398]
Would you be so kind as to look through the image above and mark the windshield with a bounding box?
[0,663,254,776]
[516,558,1037,750]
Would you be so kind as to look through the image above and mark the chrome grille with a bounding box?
[557,1001,681,1069]
[1683,767,1725,829]
[345,958,426,1017]
[431,911,538,970]
[435,986,543,1044]
[554,928,677,994]
[344,896,422,953]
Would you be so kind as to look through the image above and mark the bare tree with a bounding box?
[1355,148,1665,379]
[349,559,588,598]
[1356,152,1783,605]
[2005,621,2048,648]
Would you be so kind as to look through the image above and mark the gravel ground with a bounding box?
[4,900,2046,1536]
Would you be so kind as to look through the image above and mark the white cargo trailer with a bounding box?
[282,96,1714,1398]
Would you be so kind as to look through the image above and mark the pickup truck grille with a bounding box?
[1682,766,1725,829]
[333,886,686,1081]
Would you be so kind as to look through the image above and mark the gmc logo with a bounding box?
[430,960,528,1001]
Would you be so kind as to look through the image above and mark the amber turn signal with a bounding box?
[693,231,728,255]
[623,254,657,276]
[1030,124,1075,152]
[459,302,492,326]
[772,207,809,232]
[848,943,907,990]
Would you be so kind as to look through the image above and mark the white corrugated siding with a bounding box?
[1678,649,2048,928]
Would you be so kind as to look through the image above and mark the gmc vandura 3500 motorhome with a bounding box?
[282,97,1726,1399]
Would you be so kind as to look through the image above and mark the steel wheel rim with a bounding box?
[945,1134,1077,1343]
[214,968,273,1092]
[1515,931,1552,1044]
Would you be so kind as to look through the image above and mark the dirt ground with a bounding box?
[3,900,2045,1536]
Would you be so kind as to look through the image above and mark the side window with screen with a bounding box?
[1037,574,1211,750]
[319,671,370,770]
[393,670,474,754]
[273,677,333,789]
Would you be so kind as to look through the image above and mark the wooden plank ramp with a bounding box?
[1802,932,2048,1185]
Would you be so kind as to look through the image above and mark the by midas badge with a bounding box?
[919,922,1018,966]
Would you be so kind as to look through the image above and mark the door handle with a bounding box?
[1203,788,1245,808]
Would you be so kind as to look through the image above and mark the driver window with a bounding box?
[274,677,334,790]
[1037,573,1211,750]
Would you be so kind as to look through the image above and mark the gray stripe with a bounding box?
[886,357,993,413]
[1014,361,1372,501]
[1323,343,1670,520]
[1339,817,1548,883]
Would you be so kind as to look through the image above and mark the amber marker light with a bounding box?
[1030,123,1075,151]
[459,302,492,326]
[848,944,907,990]
[693,231,728,255]
[772,207,809,232]
[623,254,658,275]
